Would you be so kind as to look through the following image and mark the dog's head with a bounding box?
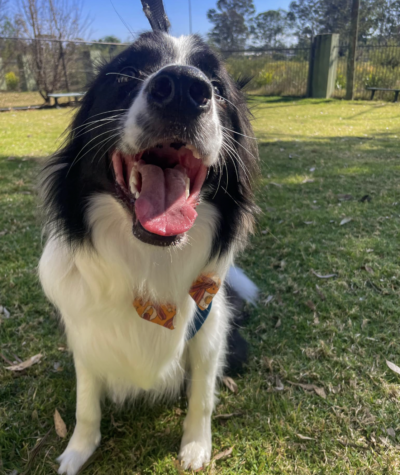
[43,32,258,257]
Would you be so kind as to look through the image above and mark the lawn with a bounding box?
[0,92,46,108]
[1,98,400,474]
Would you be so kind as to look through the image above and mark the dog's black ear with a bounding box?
[141,0,170,33]
[236,75,253,90]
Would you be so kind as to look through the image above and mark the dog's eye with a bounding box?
[116,67,138,84]
[212,82,224,101]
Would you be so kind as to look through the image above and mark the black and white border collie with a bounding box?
[39,31,258,474]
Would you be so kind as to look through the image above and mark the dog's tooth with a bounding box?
[187,144,201,159]
[192,148,201,159]
[134,191,140,199]
[185,176,190,199]
[129,171,139,195]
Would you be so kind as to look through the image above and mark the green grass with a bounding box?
[0,92,73,108]
[2,98,400,474]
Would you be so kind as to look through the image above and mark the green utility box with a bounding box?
[308,34,339,99]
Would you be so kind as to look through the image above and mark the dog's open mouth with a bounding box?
[111,143,208,245]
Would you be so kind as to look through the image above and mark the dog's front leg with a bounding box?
[57,357,102,475]
[179,331,221,470]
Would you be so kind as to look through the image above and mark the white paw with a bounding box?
[57,445,97,475]
[179,441,211,470]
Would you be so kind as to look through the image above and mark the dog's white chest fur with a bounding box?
[39,195,229,399]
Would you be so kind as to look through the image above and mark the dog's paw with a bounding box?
[57,445,97,475]
[179,441,211,470]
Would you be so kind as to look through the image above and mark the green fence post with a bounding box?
[0,58,6,91]
[308,34,339,99]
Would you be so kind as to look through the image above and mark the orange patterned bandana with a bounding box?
[133,273,221,331]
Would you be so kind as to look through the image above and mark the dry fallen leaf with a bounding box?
[214,412,243,420]
[275,318,281,329]
[262,356,274,372]
[214,447,233,461]
[54,409,67,438]
[5,353,42,371]
[53,362,61,371]
[223,376,238,394]
[275,376,284,391]
[361,319,369,330]
[361,265,374,274]
[297,434,315,441]
[340,217,353,226]
[337,194,353,201]
[287,381,326,399]
[306,300,316,311]
[386,360,400,376]
[331,385,341,394]
[379,436,390,446]
[386,427,396,437]
[3,307,10,319]
[263,295,274,306]
[313,387,327,399]
[311,270,337,279]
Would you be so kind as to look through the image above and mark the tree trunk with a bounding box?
[345,0,360,100]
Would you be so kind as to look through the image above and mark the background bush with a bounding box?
[5,72,19,91]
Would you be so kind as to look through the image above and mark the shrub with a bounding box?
[369,46,400,69]
[5,72,19,91]
[225,56,309,96]
[335,72,346,90]
[254,70,274,88]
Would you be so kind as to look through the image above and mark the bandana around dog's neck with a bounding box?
[133,273,221,339]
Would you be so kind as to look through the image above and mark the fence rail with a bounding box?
[1,37,400,102]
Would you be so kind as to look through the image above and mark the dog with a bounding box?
[39,30,258,474]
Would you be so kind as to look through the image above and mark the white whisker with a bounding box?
[221,125,258,141]
[67,128,121,175]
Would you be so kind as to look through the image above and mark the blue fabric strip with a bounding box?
[186,302,213,340]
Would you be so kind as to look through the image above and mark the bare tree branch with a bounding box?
[16,0,92,100]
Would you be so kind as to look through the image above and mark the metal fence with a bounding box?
[0,37,128,95]
[224,42,400,100]
[221,47,311,97]
[2,36,400,102]
[335,43,400,100]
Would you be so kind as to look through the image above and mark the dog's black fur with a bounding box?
[41,32,259,373]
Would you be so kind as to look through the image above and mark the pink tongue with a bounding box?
[135,164,197,236]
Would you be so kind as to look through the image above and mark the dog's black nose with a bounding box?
[147,65,212,116]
